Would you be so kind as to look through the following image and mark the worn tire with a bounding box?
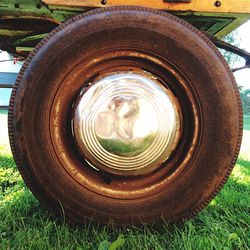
[8,6,242,226]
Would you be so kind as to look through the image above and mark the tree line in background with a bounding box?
[222,31,250,116]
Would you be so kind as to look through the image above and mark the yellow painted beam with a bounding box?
[43,0,250,14]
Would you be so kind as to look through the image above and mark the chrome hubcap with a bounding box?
[73,71,181,175]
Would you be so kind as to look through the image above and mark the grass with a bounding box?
[0,113,249,249]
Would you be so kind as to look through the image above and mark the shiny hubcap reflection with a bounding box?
[73,71,181,175]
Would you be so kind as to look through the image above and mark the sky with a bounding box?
[0,51,22,72]
[232,20,250,88]
[0,20,250,87]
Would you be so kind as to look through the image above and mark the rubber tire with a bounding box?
[8,6,242,226]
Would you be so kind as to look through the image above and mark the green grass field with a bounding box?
[0,112,249,249]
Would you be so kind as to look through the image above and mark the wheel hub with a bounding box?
[72,71,181,175]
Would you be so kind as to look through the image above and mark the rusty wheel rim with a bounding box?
[49,48,201,199]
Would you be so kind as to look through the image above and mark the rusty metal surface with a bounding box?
[49,47,199,199]
[205,32,250,72]
[0,17,58,58]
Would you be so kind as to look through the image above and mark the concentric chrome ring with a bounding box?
[72,71,181,175]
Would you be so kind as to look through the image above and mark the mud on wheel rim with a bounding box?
[8,6,242,225]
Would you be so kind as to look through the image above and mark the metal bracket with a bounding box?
[206,33,250,72]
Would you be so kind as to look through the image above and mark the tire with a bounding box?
[8,6,242,226]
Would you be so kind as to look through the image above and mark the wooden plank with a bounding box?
[43,0,250,14]
[215,17,249,37]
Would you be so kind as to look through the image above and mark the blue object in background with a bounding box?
[0,88,12,106]
[0,72,17,109]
